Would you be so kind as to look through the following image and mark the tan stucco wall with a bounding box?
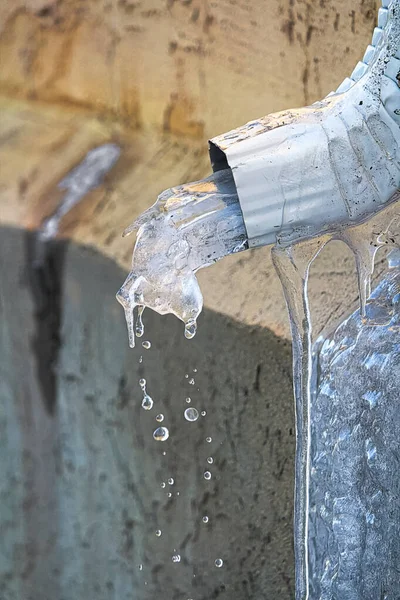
[0,0,384,337]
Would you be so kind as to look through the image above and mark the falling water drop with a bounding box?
[186,397,191,403]
[184,319,197,339]
[201,410,207,417]
[155,530,162,537]
[184,407,199,422]
[168,477,174,485]
[136,305,145,337]
[172,554,181,563]
[215,558,223,568]
[153,427,170,442]
[156,414,164,422]
[204,471,212,480]
[142,340,151,349]
[207,457,213,464]
[188,378,195,385]
[142,394,153,410]
[161,482,166,488]
[202,516,209,523]
[138,564,143,571]
[139,379,153,410]
[206,437,212,443]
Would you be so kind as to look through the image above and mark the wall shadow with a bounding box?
[0,226,294,600]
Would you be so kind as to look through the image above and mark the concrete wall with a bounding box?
[0,3,385,599]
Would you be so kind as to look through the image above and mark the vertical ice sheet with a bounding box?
[309,256,400,599]
[272,200,400,599]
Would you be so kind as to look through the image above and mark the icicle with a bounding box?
[271,235,329,600]
[124,304,136,349]
[337,200,400,317]
[339,230,380,318]
[116,272,138,348]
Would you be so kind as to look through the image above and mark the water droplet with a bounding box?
[185,374,189,379]
[161,482,166,488]
[184,407,199,422]
[162,451,167,456]
[207,457,213,464]
[155,530,162,537]
[142,340,151,350]
[139,378,146,388]
[142,395,153,410]
[167,492,172,498]
[136,305,145,337]
[188,378,195,385]
[139,355,143,363]
[172,554,181,563]
[206,437,212,443]
[168,477,174,485]
[201,410,206,417]
[215,558,223,568]
[202,516,209,523]
[176,491,180,496]
[184,319,197,339]
[156,414,164,422]
[204,471,212,480]
[153,427,169,442]
[139,564,143,571]
[193,368,197,373]
[186,397,191,403]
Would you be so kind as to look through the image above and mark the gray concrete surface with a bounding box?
[0,226,295,600]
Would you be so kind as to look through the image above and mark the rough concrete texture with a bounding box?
[0,226,295,600]
[0,0,379,137]
[0,1,384,339]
